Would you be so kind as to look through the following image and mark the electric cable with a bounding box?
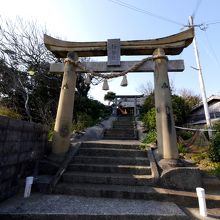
[204,30,220,69]
[108,0,184,26]
[192,0,202,19]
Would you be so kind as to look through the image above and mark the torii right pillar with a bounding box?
[153,48,179,168]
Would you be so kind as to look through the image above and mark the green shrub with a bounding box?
[209,133,220,162]
[191,152,208,163]
[142,108,156,131]
[0,107,22,119]
[213,121,220,131]
[210,163,220,178]
[47,122,55,141]
[177,143,188,154]
[73,112,94,132]
[142,130,157,144]
[178,130,193,140]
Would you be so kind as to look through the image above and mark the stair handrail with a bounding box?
[47,142,81,193]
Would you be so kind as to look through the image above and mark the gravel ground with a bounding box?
[0,193,187,217]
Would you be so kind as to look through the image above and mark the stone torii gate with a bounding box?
[44,28,194,165]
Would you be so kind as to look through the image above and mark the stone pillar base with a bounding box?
[159,158,185,170]
[159,166,202,191]
[157,158,202,190]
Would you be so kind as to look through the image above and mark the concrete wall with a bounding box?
[0,116,48,201]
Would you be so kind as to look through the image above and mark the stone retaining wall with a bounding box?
[0,116,48,201]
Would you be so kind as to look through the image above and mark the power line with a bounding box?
[206,20,220,25]
[108,0,185,26]
[204,31,220,69]
[184,20,220,31]
[192,0,202,19]
[109,0,220,31]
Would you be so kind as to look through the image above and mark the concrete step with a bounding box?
[68,163,151,175]
[0,193,190,220]
[103,136,138,140]
[54,183,220,208]
[72,156,150,166]
[116,117,135,121]
[112,122,134,127]
[104,130,135,136]
[112,125,134,129]
[62,171,153,186]
[78,147,147,157]
[112,127,134,131]
[81,142,140,150]
[202,176,220,192]
[103,123,138,140]
[104,131,135,138]
[113,121,134,125]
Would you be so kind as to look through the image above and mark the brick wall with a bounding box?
[0,116,48,201]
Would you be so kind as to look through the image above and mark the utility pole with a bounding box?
[188,16,212,138]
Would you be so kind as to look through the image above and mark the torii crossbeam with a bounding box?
[44,28,194,57]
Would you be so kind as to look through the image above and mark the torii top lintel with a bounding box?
[44,28,194,58]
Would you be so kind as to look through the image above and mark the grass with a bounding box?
[0,107,22,119]
[183,147,220,179]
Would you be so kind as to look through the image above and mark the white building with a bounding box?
[189,95,220,125]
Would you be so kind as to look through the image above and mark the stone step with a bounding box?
[202,176,220,192]
[54,183,220,208]
[78,147,147,157]
[112,121,135,125]
[103,136,138,140]
[103,132,136,136]
[68,163,151,175]
[116,117,135,121]
[62,171,153,186]
[81,142,140,150]
[104,129,135,135]
[113,122,134,126]
[113,121,134,125]
[112,125,134,129]
[0,193,190,220]
[72,156,150,166]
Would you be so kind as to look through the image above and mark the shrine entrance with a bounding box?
[112,95,145,117]
[44,28,194,163]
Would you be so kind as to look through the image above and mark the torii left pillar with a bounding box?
[52,52,78,155]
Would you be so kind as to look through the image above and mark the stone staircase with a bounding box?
[103,117,138,140]
[54,140,154,198]
[1,117,220,220]
[53,140,220,209]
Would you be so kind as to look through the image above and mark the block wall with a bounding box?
[0,116,48,201]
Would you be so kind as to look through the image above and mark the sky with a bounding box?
[0,0,220,104]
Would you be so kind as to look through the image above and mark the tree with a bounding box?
[142,107,156,131]
[0,17,98,125]
[141,93,196,128]
[137,81,153,96]
[140,92,154,116]
[171,95,191,126]
[104,91,116,105]
[178,88,201,109]
[0,17,62,123]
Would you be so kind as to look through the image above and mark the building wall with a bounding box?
[209,101,220,113]
[190,100,220,124]
[191,100,220,116]
[0,116,48,201]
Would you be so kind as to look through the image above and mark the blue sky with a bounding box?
[0,0,220,103]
